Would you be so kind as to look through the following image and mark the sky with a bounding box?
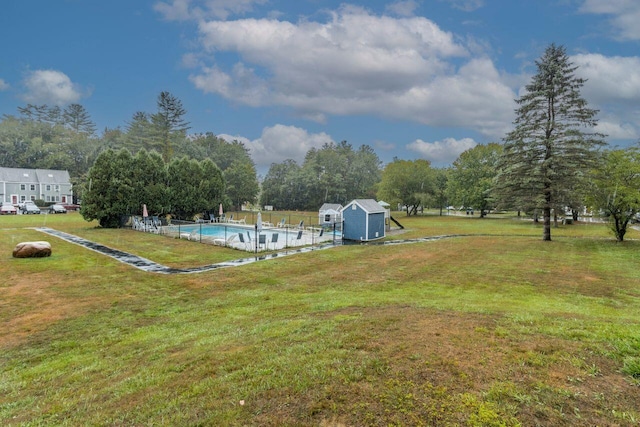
[2,0,640,174]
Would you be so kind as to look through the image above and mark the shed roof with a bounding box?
[343,199,386,214]
[319,203,343,212]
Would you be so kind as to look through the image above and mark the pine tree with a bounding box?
[151,91,190,162]
[63,104,96,135]
[495,44,604,241]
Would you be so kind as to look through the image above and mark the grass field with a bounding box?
[1,212,639,426]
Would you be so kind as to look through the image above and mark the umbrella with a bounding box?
[256,211,262,233]
[142,204,149,232]
[219,203,223,217]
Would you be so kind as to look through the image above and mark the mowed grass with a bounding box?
[1,212,640,426]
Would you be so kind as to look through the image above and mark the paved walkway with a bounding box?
[34,227,460,275]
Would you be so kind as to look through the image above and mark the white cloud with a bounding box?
[441,0,485,12]
[154,0,267,21]
[595,118,638,140]
[572,53,640,103]
[0,78,9,91]
[385,0,419,17]
[407,137,477,164]
[571,53,640,140]
[580,0,640,40]
[190,7,517,138]
[219,124,333,168]
[21,70,84,106]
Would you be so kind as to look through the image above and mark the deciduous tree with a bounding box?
[377,158,433,216]
[587,148,640,242]
[448,143,502,217]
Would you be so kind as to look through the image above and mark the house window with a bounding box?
[46,185,51,191]
[324,214,331,222]
[20,195,26,202]
[54,185,59,191]
[20,184,25,191]
[30,184,35,191]
[30,196,35,201]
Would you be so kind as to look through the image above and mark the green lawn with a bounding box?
[1,212,639,426]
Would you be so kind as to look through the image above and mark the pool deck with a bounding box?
[162,223,338,252]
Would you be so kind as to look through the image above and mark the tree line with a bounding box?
[2,44,639,240]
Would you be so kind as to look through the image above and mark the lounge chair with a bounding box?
[214,234,236,247]
[258,234,267,250]
[277,218,286,228]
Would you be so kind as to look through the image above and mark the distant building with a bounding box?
[318,203,343,226]
[0,167,72,205]
[341,199,386,242]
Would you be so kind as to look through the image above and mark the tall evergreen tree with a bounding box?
[495,44,604,240]
[63,104,96,135]
[151,91,190,162]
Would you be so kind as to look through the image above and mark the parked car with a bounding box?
[22,203,41,214]
[1,202,17,215]
[48,204,67,214]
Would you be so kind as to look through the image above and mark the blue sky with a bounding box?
[2,0,640,174]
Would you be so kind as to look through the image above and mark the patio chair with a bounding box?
[290,230,303,246]
[132,216,142,230]
[237,233,251,250]
[277,218,286,228]
[258,234,267,250]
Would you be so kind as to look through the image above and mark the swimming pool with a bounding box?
[175,223,254,238]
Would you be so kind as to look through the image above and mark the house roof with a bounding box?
[319,203,343,212]
[0,167,70,184]
[343,199,386,214]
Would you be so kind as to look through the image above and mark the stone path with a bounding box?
[34,227,460,274]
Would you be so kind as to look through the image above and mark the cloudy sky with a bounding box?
[2,0,639,173]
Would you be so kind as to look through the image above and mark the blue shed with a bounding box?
[341,199,386,242]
